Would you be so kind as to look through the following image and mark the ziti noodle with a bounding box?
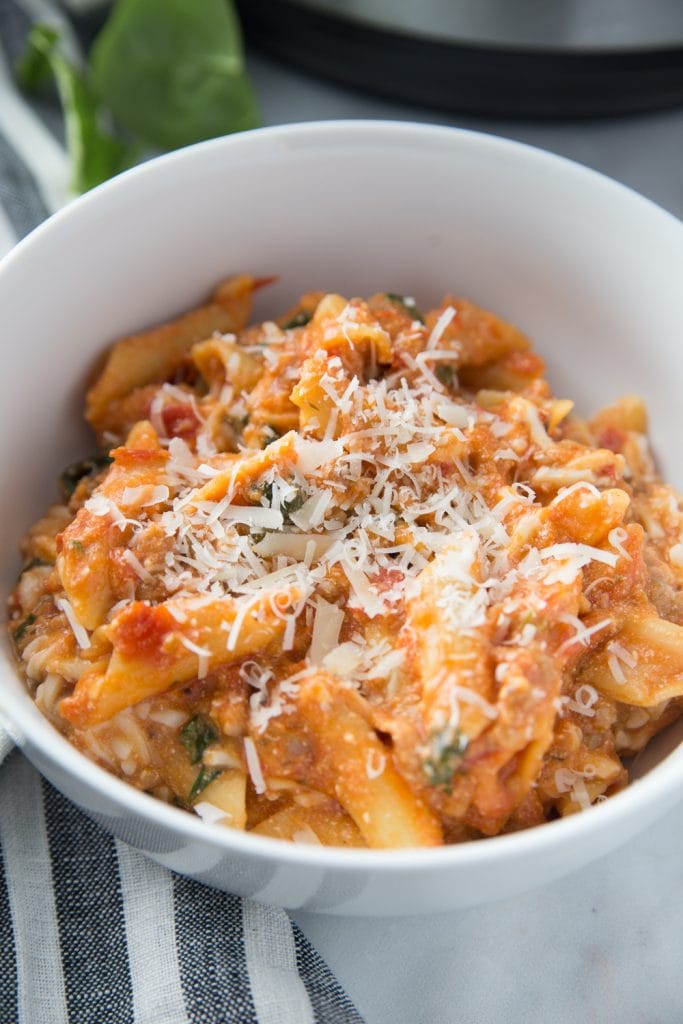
[9,275,683,848]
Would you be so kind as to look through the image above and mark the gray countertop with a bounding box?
[294,807,683,1024]
[248,51,683,219]
[247,50,683,1024]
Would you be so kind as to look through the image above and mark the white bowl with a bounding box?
[1,121,682,916]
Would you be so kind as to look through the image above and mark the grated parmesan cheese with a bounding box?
[121,548,152,582]
[194,802,231,825]
[120,484,170,507]
[309,597,345,665]
[177,635,212,679]
[608,527,631,561]
[427,305,456,349]
[296,438,344,474]
[243,736,266,794]
[55,597,91,650]
[365,749,386,780]
[606,640,637,684]
[557,615,612,654]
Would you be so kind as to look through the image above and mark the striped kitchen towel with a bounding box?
[0,3,365,1022]
[0,750,365,1024]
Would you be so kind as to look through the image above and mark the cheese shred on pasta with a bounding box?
[8,276,683,848]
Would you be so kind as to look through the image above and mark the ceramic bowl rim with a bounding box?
[2,118,682,874]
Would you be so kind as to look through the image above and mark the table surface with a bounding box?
[246,49,683,1024]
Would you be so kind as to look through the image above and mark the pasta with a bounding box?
[8,276,683,848]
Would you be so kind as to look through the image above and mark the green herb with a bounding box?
[281,311,312,330]
[13,613,37,643]
[435,363,456,387]
[60,454,113,499]
[283,491,305,519]
[188,766,221,803]
[260,482,305,523]
[16,25,133,193]
[262,426,282,447]
[20,558,48,574]
[91,0,258,150]
[16,0,258,194]
[386,292,424,324]
[180,714,218,764]
[69,540,85,554]
[422,728,469,790]
[260,481,274,503]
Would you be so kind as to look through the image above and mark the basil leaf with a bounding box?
[13,613,37,643]
[282,490,305,520]
[435,363,456,386]
[188,766,221,803]
[16,25,134,193]
[422,728,469,790]
[386,292,425,324]
[180,714,218,765]
[90,0,259,151]
[259,482,305,523]
[281,311,312,330]
[60,453,113,499]
[262,426,282,447]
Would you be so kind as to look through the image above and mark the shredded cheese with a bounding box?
[309,597,345,665]
[608,527,631,560]
[120,484,170,507]
[366,749,386,780]
[55,597,91,650]
[194,802,231,825]
[606,640,637,684]
[427,305,456,349]
[243,737,266,794]
[177,635,212,679]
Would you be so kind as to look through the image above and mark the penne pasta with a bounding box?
[60,586,303,728]
[86,274,260,434]
[10,281,683,846]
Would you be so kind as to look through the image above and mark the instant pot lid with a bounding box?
[237,0,683,118]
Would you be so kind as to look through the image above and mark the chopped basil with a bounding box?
[386,292,424,324]
[59,454,113,499]
[13,613,37,642]
[282,490,305,520]
[422,728,469,790]
[262,426,282,447]
[188,766,221,803]
[281,310,312,330]
[260,482,305,523]
[435,363,456,386]
[180,714,218,764]
[69,540,85,554]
